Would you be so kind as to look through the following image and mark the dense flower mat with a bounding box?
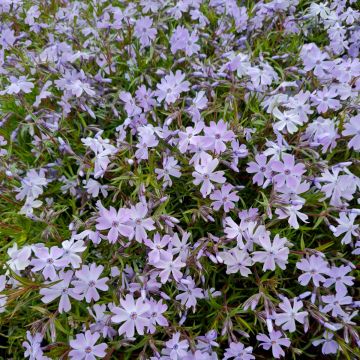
[0,0,359,359]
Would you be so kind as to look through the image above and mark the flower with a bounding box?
[342,115,360,151]
[178,122,204,153]
[218,247,252,277]
[111,294,150,337]
[275,204,309,229]
[153,252,185,283]
[134,16,157,48]
[7,243,32,271]
[223,342,255,360]
[15,169,47,201]
[89,304,116,339]
[1,76,34,95]
[272,107,303,134]
[192,152,226,197]
[270,154,306,188]
[246,154,271,187]
[223,217,246,245]
[170,26,200,56]
[119,91,142,117]
[155,156,181,188]
[312,332,339,355]
[210,184,239,212]
[39,270,80,313]
[69,330,107,359]
[23,331,48,360]
[127,202,156,243]
[323,265,354,294]
[252,234,289,271]
[155,70,190,104]
[161,332,189,359]
[201,120,235,154]
[72,264,109,303]
[296,255,328,287]
[175,276,204,311]
[96,206,134,243]
[256,331,291,358]
[311,87,341,114]
[330,212,359,245]
[144,233,171,264]
[31,246,66,280]
[147,299,168,334]
[321,288,352,317]
[274,297,308,333]
[61,239,86,269]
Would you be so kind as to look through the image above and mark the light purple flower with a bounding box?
[23,331,48,360]
[270,154,306,188]
[61,239,86,269]
[342,115,360,151]
[321,288,352,317]
[311,87,341,114]
[155,156,181,188]
[72,264,109,303]
[147,298,168,334]
[201,120,235,154]
[256,331,290,359]
[252,234,289,271]
[69,330,107,359]
[39,270,80,313]
[170,26,200,56]
[162,332,189,359]
[112,294,150,337]
[272,107,303,134]
[312,332,339,355]
[155,70,190,105]
[15,168,48,201]
[223,342,255,360]
[134,16,157,48]
[178,122,204,153]
[210,184,239,212]
[330,212,359,245]
[296,255,328,287]
[127,202,156,243]
[96,206,134,243]
[274,297,308,333]
[246,154,271,187]
[192,152,226,198]
[218,247,252,277]
[31,246,66,280]
[144,233,171,264]
[176,276,204,311]
[89,304,116,339]
[323,265,354,294]
[153,251,185,283]
[1,76,34,95]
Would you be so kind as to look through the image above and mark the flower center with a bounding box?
[130,312,137,320]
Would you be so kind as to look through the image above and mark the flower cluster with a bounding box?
[0,0,359,359]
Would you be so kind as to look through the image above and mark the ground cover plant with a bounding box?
[0,0,359,359]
